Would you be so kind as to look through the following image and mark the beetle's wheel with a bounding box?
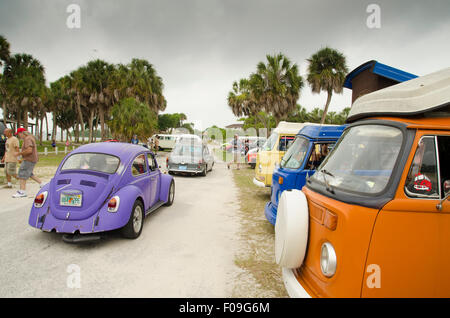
[122,200,144,239]
[164,180,175,206]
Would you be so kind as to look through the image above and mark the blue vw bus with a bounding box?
[264,125,346,225]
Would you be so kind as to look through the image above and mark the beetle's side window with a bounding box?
[147,153,157,171]
[132,154,148,176]
[405,136,439,198]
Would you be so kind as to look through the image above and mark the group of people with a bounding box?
[1,128,43,198]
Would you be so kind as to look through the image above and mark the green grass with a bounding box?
[230,167,288,297]
[35,153,67,168]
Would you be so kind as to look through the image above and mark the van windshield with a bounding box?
[310,125,403,194]
[262,132,278,151]
[280,136,310,169]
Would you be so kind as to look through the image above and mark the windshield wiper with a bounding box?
[320,169,335,194]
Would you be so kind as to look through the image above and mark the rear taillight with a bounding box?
[34,191,48,208]
[107,196,120,213]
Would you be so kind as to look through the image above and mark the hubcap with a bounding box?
[133,205,143,233]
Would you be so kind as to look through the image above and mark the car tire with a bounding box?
[275,189,309,269]
[164,180,175,206]
[250,163,256,169]
[122,200,145,239]
[201,166,207,176]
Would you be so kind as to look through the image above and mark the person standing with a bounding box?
[1,128,19,188]
[12,128,44,198]
[154,135,159,155]
[131,134,139,145]
[227,134,241,170]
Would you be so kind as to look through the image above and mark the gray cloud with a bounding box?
[1,0,449,128]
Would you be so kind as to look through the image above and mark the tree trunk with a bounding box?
[23,110,28,130]
[76,94,86,144]
[52,112,57,141]
[45,113,49,141]
[99,104,105,141]
[88,108,94,143]
[320,90,333,125]
[39,116,44,145]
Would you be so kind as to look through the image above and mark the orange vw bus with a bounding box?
[275,67,450,298]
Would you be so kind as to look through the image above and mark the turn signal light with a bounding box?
[278,176,284,185]
[107,196,120,213]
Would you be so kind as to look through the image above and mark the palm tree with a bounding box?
[307,47,348,125]
[0,35,10,66]
[0,35,10,125]
[253,53,304,125]
[3,53,46,130]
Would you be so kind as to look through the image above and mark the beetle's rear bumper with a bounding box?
[30,209,102,234]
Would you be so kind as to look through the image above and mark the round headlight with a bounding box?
[320,242,337,277]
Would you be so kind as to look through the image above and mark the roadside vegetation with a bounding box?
[222,151,287,297]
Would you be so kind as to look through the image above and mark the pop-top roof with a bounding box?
[344,60,418,89]
[299,124,347,139]
[347,67,450,123]
[274,121,310,135]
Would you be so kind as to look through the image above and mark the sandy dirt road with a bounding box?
[0,151,244,297]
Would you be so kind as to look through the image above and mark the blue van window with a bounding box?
[281,137,310,169]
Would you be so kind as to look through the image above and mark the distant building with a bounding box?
[344,60,418,104]
[225,124,244,129]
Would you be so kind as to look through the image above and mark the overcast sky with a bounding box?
[1,0,449,130]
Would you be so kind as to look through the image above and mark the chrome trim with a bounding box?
[320,242,337,278]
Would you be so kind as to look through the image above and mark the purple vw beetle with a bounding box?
[28,142,175,242]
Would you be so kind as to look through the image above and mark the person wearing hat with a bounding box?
[12,128,44,198]
[1,128,20,188]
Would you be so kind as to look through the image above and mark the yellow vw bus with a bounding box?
[253,122,308,187]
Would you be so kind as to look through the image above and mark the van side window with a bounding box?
[132,154,148,176]
[405,137,439,198]
[306,143,333,170]
[279,136,295,151]
[437,136,450,198]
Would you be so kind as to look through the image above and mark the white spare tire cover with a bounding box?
[275,189,309,269]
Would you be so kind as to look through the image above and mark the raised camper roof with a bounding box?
[347,67,450,123]
[299,124,347,140]
[273,121,312,135]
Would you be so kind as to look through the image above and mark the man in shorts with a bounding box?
[12,128,44,198]
[1,128,19,188]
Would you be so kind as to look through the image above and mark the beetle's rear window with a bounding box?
[61,153,120,174]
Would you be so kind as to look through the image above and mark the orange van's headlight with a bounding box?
[320,242,337,278]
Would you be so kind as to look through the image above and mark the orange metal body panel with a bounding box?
[293,117,450,298]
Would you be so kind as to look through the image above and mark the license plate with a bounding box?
[60,192,82,207]
[179,165,187,171]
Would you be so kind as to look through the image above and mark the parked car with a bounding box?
[28,142,175,242]
[265,124,346,225]
[167,138,214,176]
[245,148,258,169]
[275,68,450,297]
[253,122,314,188]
